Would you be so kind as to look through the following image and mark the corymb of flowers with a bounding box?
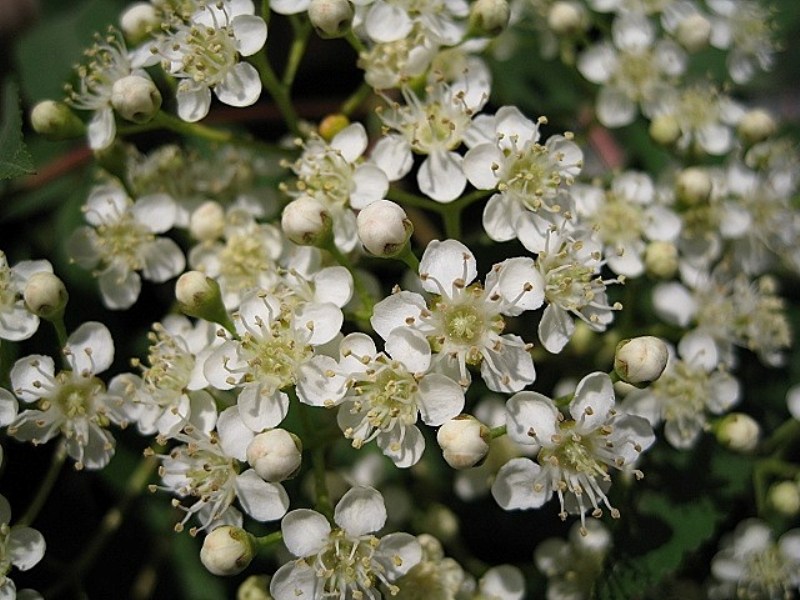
[6,0,800,597]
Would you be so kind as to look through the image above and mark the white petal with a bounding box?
[678,330,718,371]
[8,356,52,404]
[506,392,559,446]
[312,267,354,308]
[596,87,637,128]
[496,257,545,314]
[98,265,141,310]
[707,372,740,413]
[376,532,422,578]
[491,457,549,510]
[216,406,252,460]
[332,123,368,162]
[296,355,348,407]
[385,328,431,374]
[281,509,331,557]
[334,486,386,536]
[495,106,540,146]
[787,385,800,421]
[0,389,18,426]
[652,282,696,328]
[270,562,320,600]
[482,193,521,242]
[176,81,212,122]
[480,337,536,393]
[539,303,575,354]
[351,164,389,210]
[238,385,290,430]
[577,44,617,83]
[417,374,464,426]
[132,194,177,233]
[365,3,412,42]
[235,470,289,521]
[417,151,466,203]
[371,135,413,181]
[88,107,116,150]
[8,526,46,571]
[294,302,343,346]
[378,425,425,468]
[215,62,261,107]
[570,372,615,431]
[419,239,477,295]
[66,322,114,375]
[141,238,185,283]
[370,291,427,341]
[480,565,526,600]
[232,15,268,56]
[463,144,503,190]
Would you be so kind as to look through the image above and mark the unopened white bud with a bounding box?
[30,100,84,140]
[738,109,777,145]
[614,336,669,387]
[120,2,159,44]
[190,201,226,242]
[675,14,711,52]
[24,271,68,320]
[716,413,760,453]
[675,167,712,205]
[547,1,587,35]
[281,197,332,246]
[414,504,460,542]
[470,0,511,36]
[649,113,681,146]
[645,241,678,279]
[308,0,353,39]
[200,526,255,576]
[356,199,413,257]
[246,429,303,482]
[111,75,161,123]
[175,271,231,329]
[437,415,491,469]
[768,481,800,517]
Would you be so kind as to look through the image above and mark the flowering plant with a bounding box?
[1,0,799,597]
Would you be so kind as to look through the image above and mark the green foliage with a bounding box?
[0,79,34,180]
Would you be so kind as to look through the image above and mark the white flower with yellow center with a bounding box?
[0,493,46,600]
[299,331,465,467]
[707,0,776,84]
[0,251,53,342]
[154,0,267,121]
[357,27,438,90]
[270,487,422,600]
[7,322,125,470]
[67,183,185,310]
[491,372,655,525]
[371,239,544,392]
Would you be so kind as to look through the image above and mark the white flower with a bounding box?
[0,251,53,342]
[374,79,487,202]
[109,315,220,438]
[708,519,800,599]
[156,408,289,533]
[0,493,46,599]
[536,228,621,354]
[371,239,543,392]
[492,372,655,524]
[154,1,267,121]
[462,106,582,249]
[355,0,469,45]
[623,331,740,449]
[270,487,422,600]
[707,0,776,84]
[284,122,388,252]
[357,27,438,90]
[299,331,465,467]
[67,183,185,310]
[7,322,124,470]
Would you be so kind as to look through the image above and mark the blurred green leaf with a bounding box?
[0,79,34,179]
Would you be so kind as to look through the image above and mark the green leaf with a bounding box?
[0,78,34,179]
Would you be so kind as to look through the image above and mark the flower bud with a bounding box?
[200,526,255,576]
[437,415,491,469]
[237,575,272,600]
[30,100,84,140]
[110,75,161,123]
[356,199,413,257]
[120,2,159,44]
[614,336,669,387]
[675,14,711,52]
[281,197,333,246]
[470,0,511,37]
[675,167,712,205]
[570,519,612,555]
[649,113,681,146]
[319,114,350,142]
[547,1,587,35]
[645,240,678,280]
[24,272,68,320]
[308,0,354,39]
[413,503,460,542]
[190,201,226,242]
[175,271,231,328]
[246,429,303,482]
[737,109,777,145]
[768,481,800,517]
[716,413,760,453]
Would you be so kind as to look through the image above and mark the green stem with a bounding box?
[341,82,373,117]
[489,425,507,439]
[283,16,311,87]
[254,530,283,547]
[249,52,302,137]
[442,206,461,240]
[17,439,67,527]
[394,243,420,272]
[151,110,234,144]
[49,311,69,350]
[762,419,800,457]
[386,187,444,212]
[261,0,271,24]
[345,31,366,55]
[452,188,492,211]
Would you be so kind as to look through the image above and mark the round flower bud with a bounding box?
[319,114,350,142]
[190,201,226,242]
[119,2,159,44]
[614,336,669,387]
[110,75,162,123]
[175,271,231,329]
[281,197,333,246]
[24,271,68,320]
[737,109,777,145]
[200,526,256,576]
[30,100,84,140]
[716,413,760,453]
[246,429,302,482]
[356,199,413,257]
[645,240,679,280]
[570,519,612,555]
[470,0,511,37]
[649,113,681,146]
[675,167,712,205]
[768,481,800,517]
[237,575,272,600]
[437,415,491,470]
[308,0,354,39]
[675,14,711,52]
[547,1,587,35]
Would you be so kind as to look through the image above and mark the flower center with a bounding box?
[592,195,643,247]
[65,31,131,110]
[741,545,793,598]
[141,326,194,402]
[294,147,354,207]
[49,374,106,422]
[501,144,565,209]
[614,50,659,100]
[240,320,312,391]
[217,230,278,297]
[92,208,154,272]
[171,24,238,86]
